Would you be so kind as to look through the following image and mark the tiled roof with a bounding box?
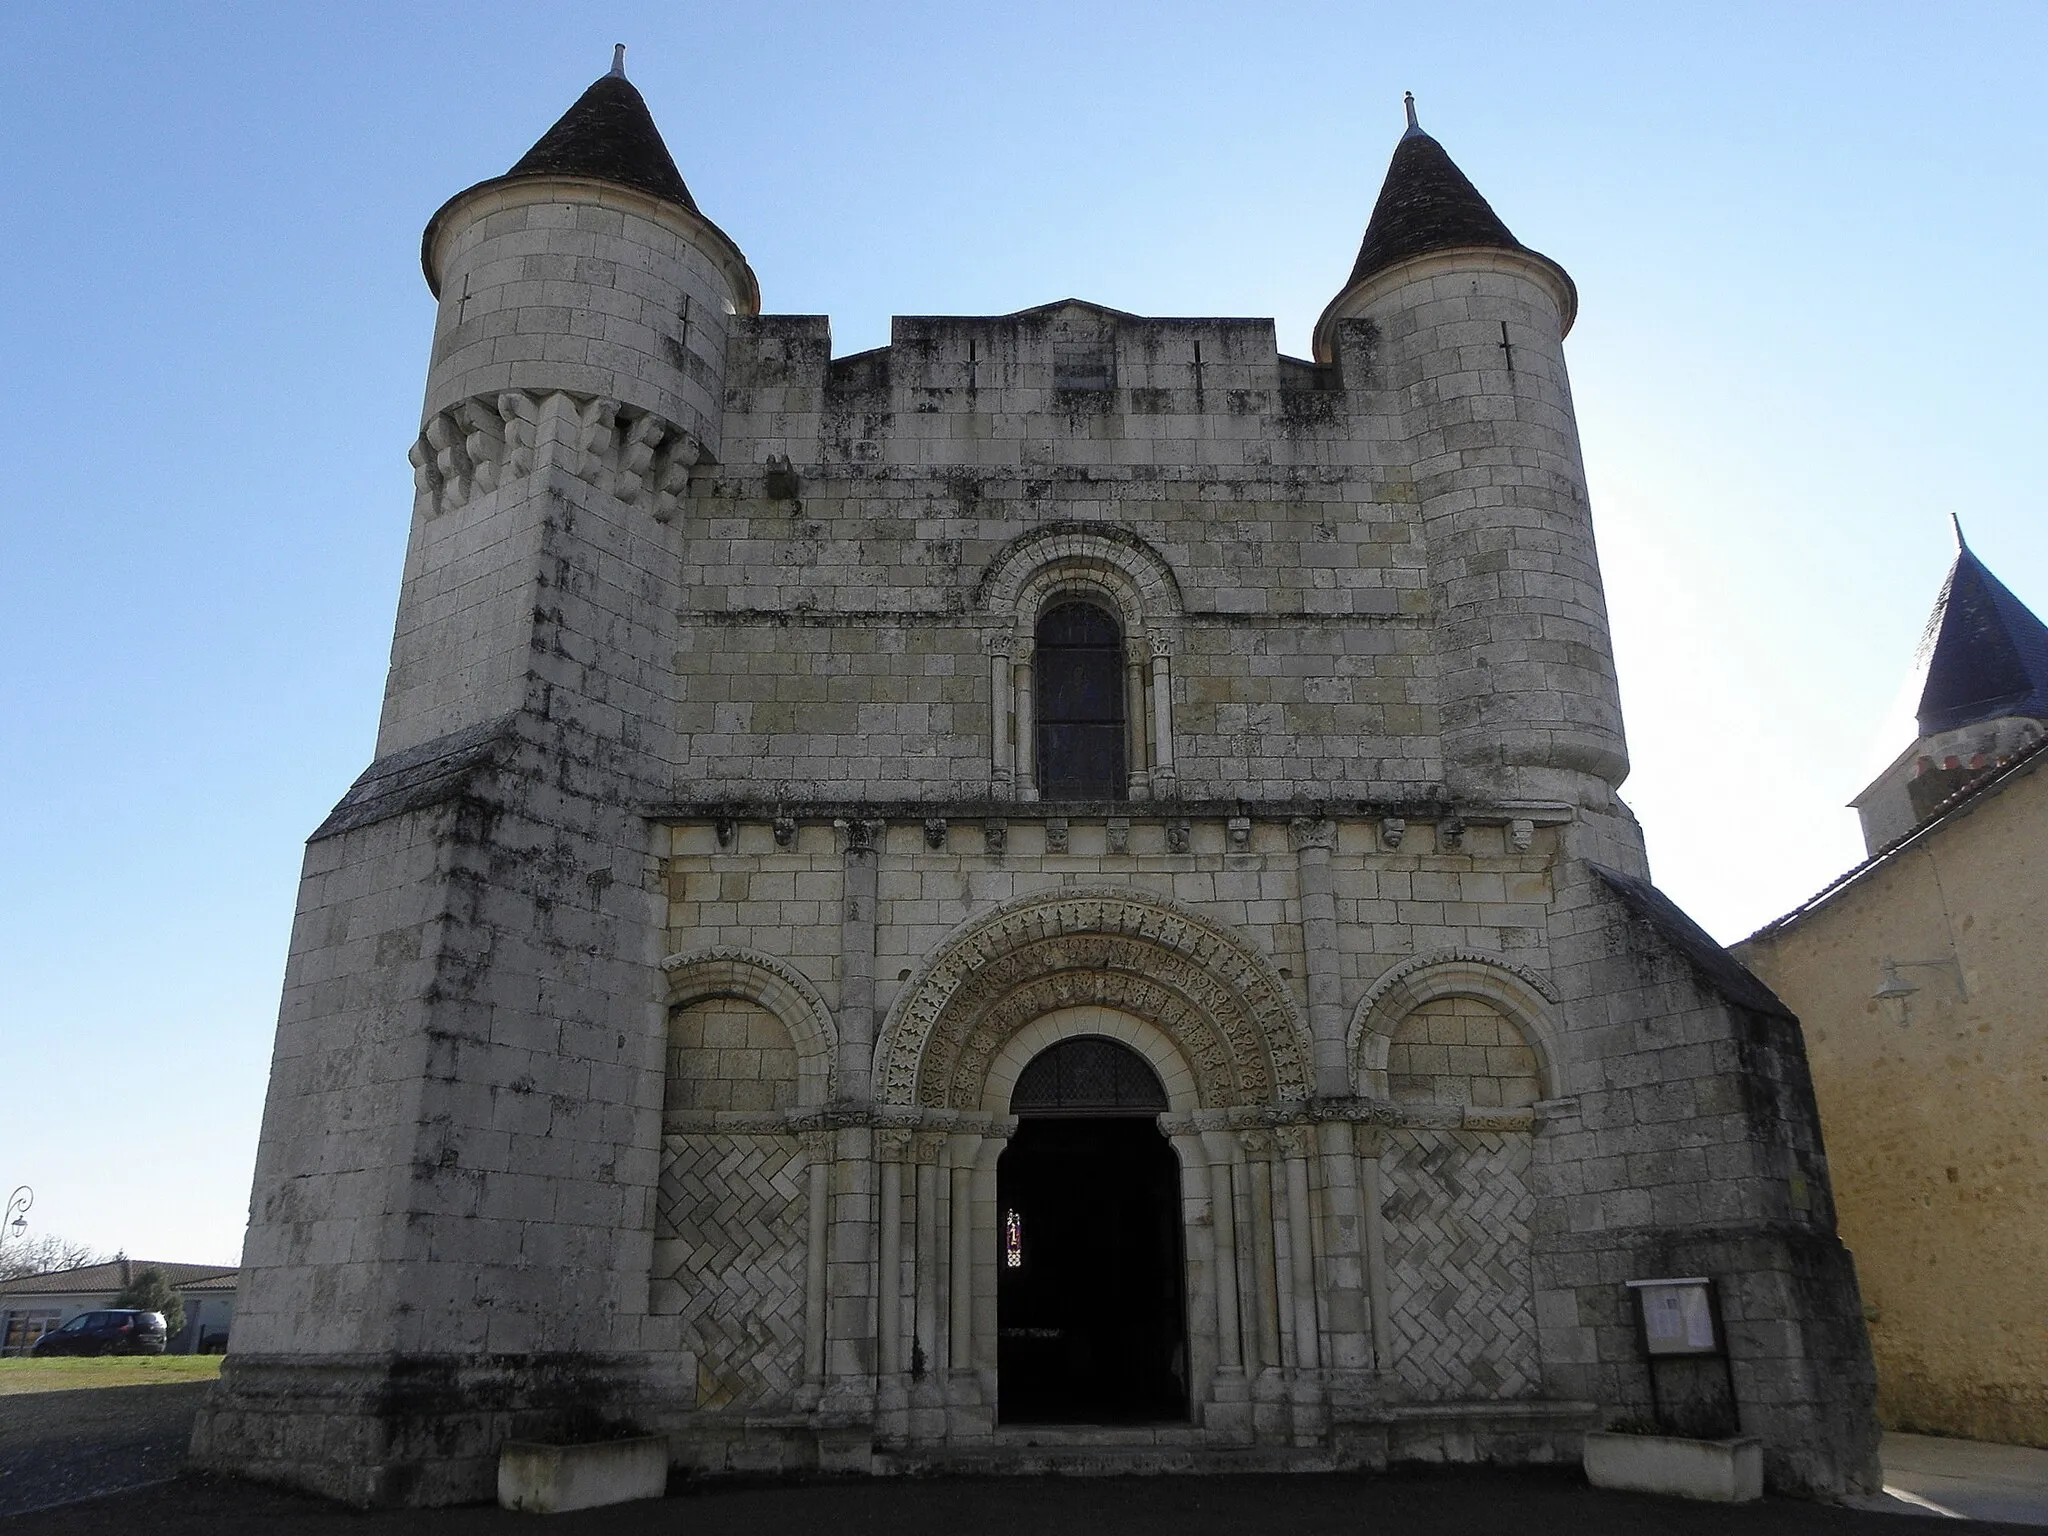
[0,1260,237,1297]
[1346,110,1526,287]
[1744,729,2048,944]
[500,68,697,212]
[1914,543,2048,736]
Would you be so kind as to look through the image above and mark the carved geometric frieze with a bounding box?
[410,389,702,520]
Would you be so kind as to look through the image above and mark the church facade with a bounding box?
[191,60,1879,1505]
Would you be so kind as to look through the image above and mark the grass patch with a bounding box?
[0,1354,223,1395]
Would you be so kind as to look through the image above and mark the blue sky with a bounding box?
[2,2,2043,1266]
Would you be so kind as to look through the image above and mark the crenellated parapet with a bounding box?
[408,389,702,520]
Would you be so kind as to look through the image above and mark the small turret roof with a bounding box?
[1346,94,1527,287]
[501,52,698,212]
[1913,529,2048,735]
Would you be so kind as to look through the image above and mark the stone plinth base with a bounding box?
[189,1353,694,1508]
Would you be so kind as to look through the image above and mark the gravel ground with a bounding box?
[3,1466,2040,1536]
[0,1382,209,1520]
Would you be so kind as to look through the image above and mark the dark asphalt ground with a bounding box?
[0,1384,2036,1534]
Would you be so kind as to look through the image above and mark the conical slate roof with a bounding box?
[1346,101,1525,287]
[1913,536,2048,735]
[501,61,698,212]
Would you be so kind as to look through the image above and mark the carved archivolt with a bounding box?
[875,887,1312,1110]
[1349,949,1564,1100]
[977,526,1183,646]
[410,389,701,520]
[661,946,837,1107]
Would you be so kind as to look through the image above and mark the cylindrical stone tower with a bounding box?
[420,45,757,459]
[380,48,759,758]
[1316,98,1627,808]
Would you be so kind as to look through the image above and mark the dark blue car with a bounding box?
[30,1309,167,1356]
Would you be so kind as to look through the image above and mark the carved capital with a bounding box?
[1288,816,1335,853]
[877,1128,915,1160]
[836,817,883,855]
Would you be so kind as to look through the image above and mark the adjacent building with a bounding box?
[1739,535,2048,1448]
[0,1258,238,1355]
[190,60,1879,1505]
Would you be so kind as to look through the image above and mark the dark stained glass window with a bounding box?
[1010,1035,1168,1116]
[1036,601,1127,799]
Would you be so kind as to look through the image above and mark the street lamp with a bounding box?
[4,1185,30,1242]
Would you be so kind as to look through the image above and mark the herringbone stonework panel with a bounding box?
[1380,1129,1538,1401]
[652,1133,808,1412]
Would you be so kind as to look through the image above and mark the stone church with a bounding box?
[192,55,1879,1505]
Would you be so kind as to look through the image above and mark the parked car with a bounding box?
[29,1310,167,1357]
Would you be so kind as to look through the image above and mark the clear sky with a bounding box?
[2,2,2043,1268]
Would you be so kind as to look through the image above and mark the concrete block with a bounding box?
[497,1436,669,1513]
[1582,1432,1763,1503]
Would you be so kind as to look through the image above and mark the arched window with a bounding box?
[1035,601,1127,799]
[1010,1035,1168,1117]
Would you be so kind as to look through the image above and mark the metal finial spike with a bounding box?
[1404,92,1419,132]
[611,43,627,78]
[1951,512,1968,551]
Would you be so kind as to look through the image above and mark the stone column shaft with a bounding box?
[838,822,879,1101]
[1125,656,1150,799]
[990,648,1013,797]
[1014,660,1036,801]
[1292,820,1349,1097]
[1148,651,1174,791]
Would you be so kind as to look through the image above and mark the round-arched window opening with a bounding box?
[1035,601,1127,800]
[1009,1035,1168,1117]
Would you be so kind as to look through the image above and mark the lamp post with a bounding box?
[4,1185,29,1244]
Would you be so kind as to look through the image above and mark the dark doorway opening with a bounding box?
[996,1037,1188,1424]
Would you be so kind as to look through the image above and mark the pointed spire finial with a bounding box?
[611,43,627,78]
[1950,512,1969,551]
[1403,91,1420,136]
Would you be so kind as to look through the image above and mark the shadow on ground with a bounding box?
[3,1385,2042,1534]
[5,1466,2044,1535]
[0,1382,210,1519]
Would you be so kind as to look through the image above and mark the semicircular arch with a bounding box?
[978,525,1183,638]
[661,946,837,1107]
[875,885,1311,1111]
[1348,949,1564,1101]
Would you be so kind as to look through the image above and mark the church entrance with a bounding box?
[996,1036,1188,1424]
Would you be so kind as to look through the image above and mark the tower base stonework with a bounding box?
[193,66,1879,1506]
